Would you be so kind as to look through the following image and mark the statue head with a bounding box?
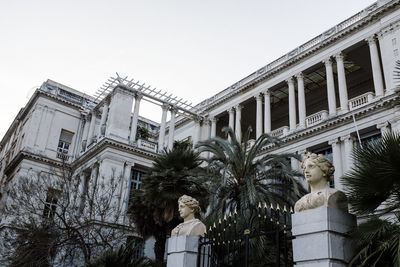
[301,152,334,185]
[178,195,200,221]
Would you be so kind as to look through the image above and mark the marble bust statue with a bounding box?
[171,195,206,237]
[294,152,348,213]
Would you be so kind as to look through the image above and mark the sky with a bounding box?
[0,0,377,140]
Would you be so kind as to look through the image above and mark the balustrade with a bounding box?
[349,92,374,110]
[305,110,328,127]
[270,126,289,138]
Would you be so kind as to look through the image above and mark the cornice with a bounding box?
[71,137,157,168]
[4,150,68,177]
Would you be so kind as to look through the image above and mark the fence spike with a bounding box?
[276,203,280,210]
[258,202,262,209]
[270,203,274,210]
[284,205,287,212]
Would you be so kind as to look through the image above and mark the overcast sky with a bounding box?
[0,0,377,139]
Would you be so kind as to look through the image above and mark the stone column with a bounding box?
[235,105,243,142]
[264,90,271,133]
[158,104,169,152]
[167,106,176,150]
[335,53,349,112]
[87,112,97,145]
[296,73,306,128]
[328,138,343,191]
[287,77,297,131]
[99,101,109,137]
[377,121,390,136]
[204,118,211,141]
[210,117,218,138]
[367,36,384,97]
[342,134,355,173]
[255,94,263,139]
[323,58,337,116]
[228,107,235,130]
[129,93,143,144]
[192,117,201,147]
[81,114,90,151]
[228,107,235,141]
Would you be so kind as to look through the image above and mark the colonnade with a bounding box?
[217,36,385,141]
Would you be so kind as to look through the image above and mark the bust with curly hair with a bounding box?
[294,152,348,213]
[171,195,206,237]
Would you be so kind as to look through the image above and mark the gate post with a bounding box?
[167,236,200,267]
[291,206,356,266]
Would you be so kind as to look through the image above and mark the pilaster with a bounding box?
[328,138,343,191]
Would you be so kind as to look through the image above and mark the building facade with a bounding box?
[0,0,400,263]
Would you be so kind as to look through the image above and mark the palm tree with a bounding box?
[128,140,210,264]
[196,127,305,219]
[341,132,400,266]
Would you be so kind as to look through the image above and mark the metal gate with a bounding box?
[197,202,293,267]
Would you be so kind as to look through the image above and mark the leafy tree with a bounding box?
[197,127,305,218]
[342,132,400,266]
[1,166,133,266]
[128,140,210,264]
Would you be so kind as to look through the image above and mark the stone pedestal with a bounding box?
[291,206,356,267]
[167,236,199,267]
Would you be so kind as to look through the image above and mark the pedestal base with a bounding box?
[167,236,199,267]
[291,206,356,267]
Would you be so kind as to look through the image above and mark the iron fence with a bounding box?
[198,202,293,267]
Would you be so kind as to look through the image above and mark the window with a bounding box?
[43,188,59,219]
[57,130,74,159]
[126,236,144,260]
[360,130,381,146]
[127,168,145,208]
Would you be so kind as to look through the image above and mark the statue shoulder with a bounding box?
[189,219,206,237]
[327,188,348,212]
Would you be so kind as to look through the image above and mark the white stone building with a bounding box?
[0,0,400,263]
